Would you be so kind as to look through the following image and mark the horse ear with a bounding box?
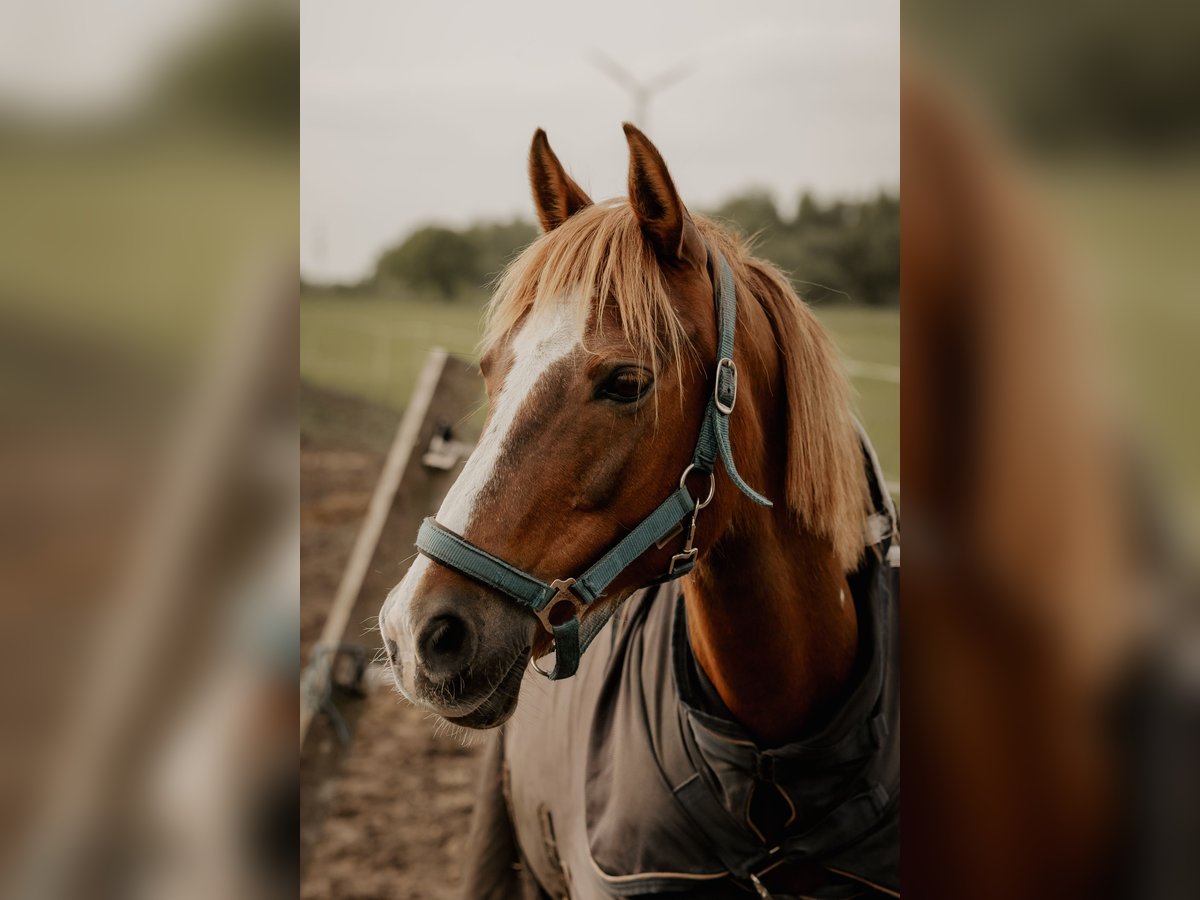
[529,129,592,232]
[623,123,703,264]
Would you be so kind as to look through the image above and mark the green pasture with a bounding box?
[299,290,487,407]
[1045,160,1200,520]
[0,136,297,366]
[814,306,900,489]
[299,292,901,489]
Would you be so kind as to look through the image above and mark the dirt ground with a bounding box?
[300,383,484,900]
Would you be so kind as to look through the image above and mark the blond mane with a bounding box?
[485,199,688,375]
[485,200,869,569]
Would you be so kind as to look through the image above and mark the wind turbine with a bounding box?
[589,50,693,131]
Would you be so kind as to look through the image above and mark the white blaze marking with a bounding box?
[437,301,582,531]
[380,298,583,660]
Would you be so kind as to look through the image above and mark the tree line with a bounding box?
[329,189,898,306]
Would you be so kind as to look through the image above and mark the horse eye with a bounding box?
[597,368,652,403]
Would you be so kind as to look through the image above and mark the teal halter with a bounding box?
[415,248,771,679]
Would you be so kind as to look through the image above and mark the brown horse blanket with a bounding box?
[463,435,899,899]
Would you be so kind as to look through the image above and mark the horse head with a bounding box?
[379,125,864,729]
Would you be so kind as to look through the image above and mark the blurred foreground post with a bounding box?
[10,261,297,899]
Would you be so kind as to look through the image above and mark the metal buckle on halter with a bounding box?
[714,356,737,414]
[532,578,583,636]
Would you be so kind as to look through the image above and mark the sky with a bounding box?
[301,0,899,283]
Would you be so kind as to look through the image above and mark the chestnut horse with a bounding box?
[379,126,898,898]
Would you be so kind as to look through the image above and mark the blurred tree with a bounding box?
[708,189,899,305]
[345,189,899,306]
[375,227,479,299]
[711,189,783,237]
[909,0,1200,150]
[460,219,539,285]
[154,8,298,139]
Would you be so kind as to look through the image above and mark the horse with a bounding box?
[378,125,899,899]
[899,66,1139,900]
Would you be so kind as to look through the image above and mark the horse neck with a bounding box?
[683,510,858,746]
[681,265,860,746]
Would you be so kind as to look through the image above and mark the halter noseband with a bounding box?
[415,247,771,679]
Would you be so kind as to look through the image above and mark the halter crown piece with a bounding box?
[415,246,771,679]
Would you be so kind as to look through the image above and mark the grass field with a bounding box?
[0,137,297,366]
[816,306,900,489]
[300,292,900,488]
[1045,161,1200,522]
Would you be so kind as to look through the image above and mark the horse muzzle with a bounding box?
[380,560,537,727]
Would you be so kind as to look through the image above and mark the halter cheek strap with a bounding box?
[415,247,770,679]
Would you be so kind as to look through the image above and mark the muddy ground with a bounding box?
[300,384,484,900]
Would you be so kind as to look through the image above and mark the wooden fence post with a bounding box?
[300,348,483,865]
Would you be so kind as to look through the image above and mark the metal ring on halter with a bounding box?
[530,653,554,678]
[679,464,716,509]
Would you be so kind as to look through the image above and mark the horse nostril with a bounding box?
[417,613,476,677]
